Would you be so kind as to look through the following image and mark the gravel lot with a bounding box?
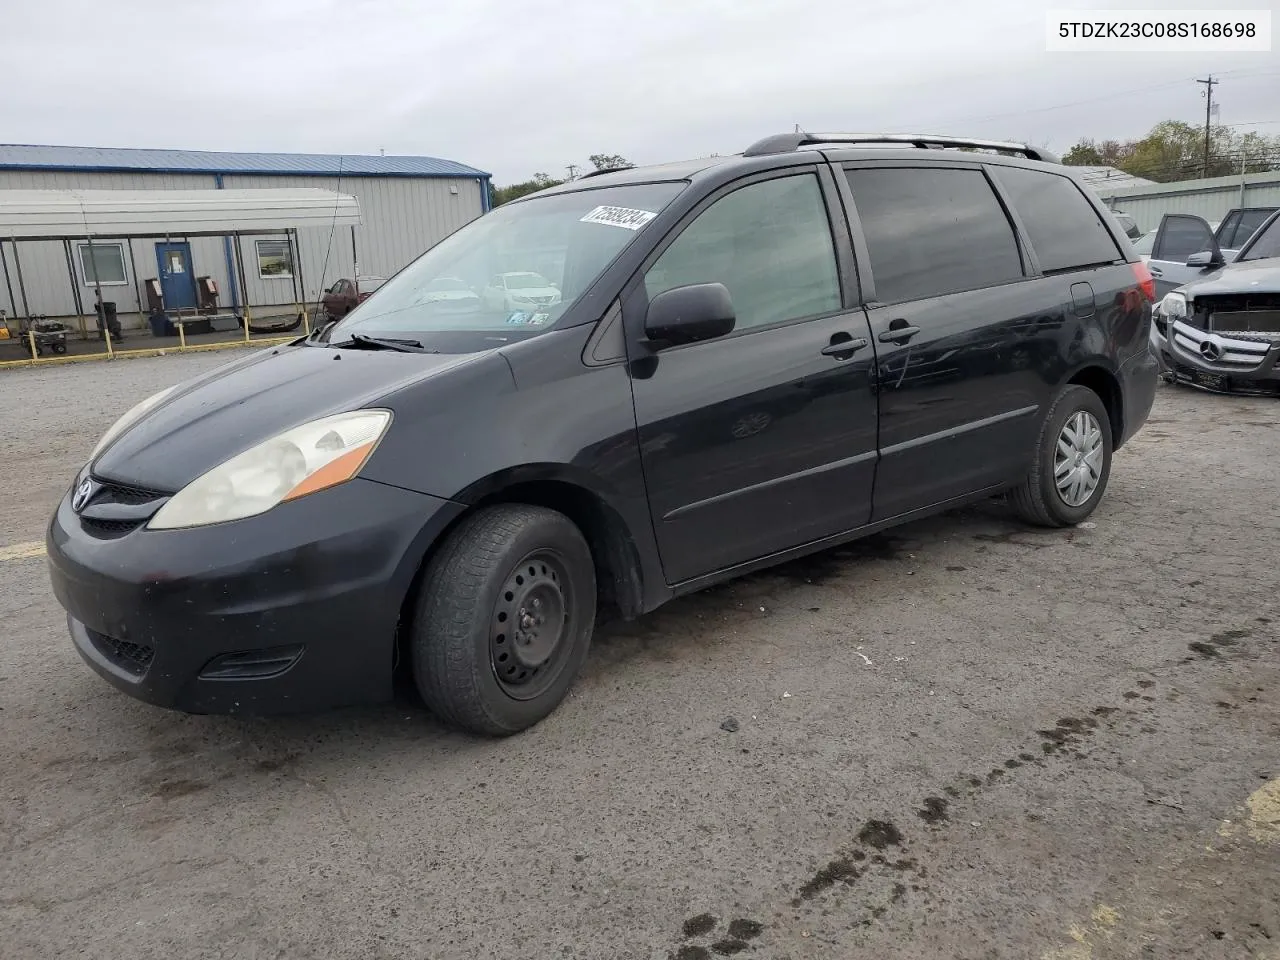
[2,351,1278,960]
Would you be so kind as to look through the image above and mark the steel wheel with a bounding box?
[1053,410,1104,507]
[490,549,572,701]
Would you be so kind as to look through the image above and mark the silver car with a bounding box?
[1149,209,1280,396]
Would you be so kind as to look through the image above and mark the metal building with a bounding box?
[1093,169,1280,232]
[0,144,491,329]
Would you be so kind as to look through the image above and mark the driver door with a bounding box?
[624,168,879,585]
[1148,214,1222,298]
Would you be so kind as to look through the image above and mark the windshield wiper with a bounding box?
[331,333,430,353]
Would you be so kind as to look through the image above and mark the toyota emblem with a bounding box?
[71,478,95,512]
[1199,338,1223,362]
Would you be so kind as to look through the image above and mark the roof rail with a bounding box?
[743,132,1059,164]
[575,166,634,180]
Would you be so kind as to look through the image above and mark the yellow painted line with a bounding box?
[0,336,294,370]
[0,540,46,562]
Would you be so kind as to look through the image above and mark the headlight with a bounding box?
[1159,292,1188,319]
[148,410,392,530]
[89,385,179,462]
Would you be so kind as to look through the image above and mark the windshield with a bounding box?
[1240,215,1280,262]
[428,277,470,291]
[327,182,684,350]
[504,273,550,288]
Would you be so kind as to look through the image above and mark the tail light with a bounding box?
[1131,261,1156,303]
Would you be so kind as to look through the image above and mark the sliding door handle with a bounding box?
[878,325,920,345]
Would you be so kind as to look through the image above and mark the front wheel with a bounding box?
[1009,385,1113,527]
[410,504,596,736]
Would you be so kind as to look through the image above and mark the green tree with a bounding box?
[492,172,565,207]
[587,153,634,172]
[1062,121,1280,182]
[490,153,635,207]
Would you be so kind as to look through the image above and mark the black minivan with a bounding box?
[47,133,1158,735]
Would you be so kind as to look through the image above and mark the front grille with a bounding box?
[98,481,166,505]
[77,478,168,537]
[1170,320,1273,369]
[1203,293,1280,336]
[80,518,142,539]
[86,628,154,676]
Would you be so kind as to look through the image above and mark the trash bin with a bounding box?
[148,309,173,338]
[95,300,122,339]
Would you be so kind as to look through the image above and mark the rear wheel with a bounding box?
[1009,385,1113,527]
[410,504,596,736]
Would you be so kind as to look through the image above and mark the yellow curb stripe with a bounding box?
[0,541,46,562]
[0,336,295,370]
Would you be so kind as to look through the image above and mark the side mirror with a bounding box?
[645,283,736,346]
[1186,249,1223,268]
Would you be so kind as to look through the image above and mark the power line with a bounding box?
[900,70,1280,140]
[903,78,1195,129]
[1196,75,1218,177]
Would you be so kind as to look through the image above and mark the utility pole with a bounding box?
[566,163,579,181]
[1195,75,1217,177]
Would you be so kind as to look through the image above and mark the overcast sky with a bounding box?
[1,0,1276,183]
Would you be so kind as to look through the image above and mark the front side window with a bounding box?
[644,173,841,331]
[331,181,683,350]
[1217,211,1243,248]
[993,166,1122,272]
[78,243,127,286]
[257,240,294,278]
[846,167,1023,304]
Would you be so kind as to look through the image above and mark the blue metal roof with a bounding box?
[0,143,490,179]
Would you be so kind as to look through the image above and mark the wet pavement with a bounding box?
[0,356,1277,960]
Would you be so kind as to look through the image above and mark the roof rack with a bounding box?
[742,132,1059,164]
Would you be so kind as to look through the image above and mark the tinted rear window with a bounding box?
[992,166,1122,273]
[845,167,1024,303]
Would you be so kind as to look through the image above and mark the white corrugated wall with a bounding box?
[1097,170,1280,232]
[0,169,484,326]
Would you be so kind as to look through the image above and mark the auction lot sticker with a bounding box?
[580,206,656,230]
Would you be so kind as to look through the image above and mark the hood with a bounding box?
[93,343,489,492]
[1180,257,1280,298]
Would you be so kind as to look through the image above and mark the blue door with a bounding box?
[156,242,196,310]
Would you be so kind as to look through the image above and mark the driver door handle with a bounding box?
[821,337,868,357]
[878,325,920,345]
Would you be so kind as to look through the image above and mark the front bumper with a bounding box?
[46,476,463,715]
[1150,315,1280,396]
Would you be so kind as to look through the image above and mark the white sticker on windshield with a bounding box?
[579,205,656,230]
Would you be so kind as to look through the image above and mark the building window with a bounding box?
[256,239,294,279]
[78,243,128,286]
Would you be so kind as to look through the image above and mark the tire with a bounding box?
[410,504,596,736]
[1009,385,1113,527]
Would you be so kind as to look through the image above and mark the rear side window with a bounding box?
[992,166,1122,273]
[845,167,1023,304]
